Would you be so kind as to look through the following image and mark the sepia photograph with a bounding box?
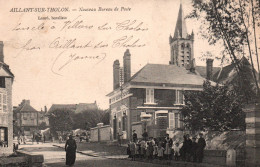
[0,0,259,166]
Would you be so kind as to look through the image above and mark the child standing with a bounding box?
[153,143,158,159]
[146,142,154,160]
[140,139,146,158]
[173,142,181,161]
[129,141,136,161]
[157,142,165,160]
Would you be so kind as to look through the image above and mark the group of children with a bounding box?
[127,133,206,163]
[127,134,182,161]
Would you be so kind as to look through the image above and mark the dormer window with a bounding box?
[0,77,5,88]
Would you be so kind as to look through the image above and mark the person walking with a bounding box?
[65,135,77,166]
[197,133,206,163]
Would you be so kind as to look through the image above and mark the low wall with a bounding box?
[90,127,99,142]
[90,125,111,142]
[0,151,44,167]
[17,150,44,167]
[0,156,28,166]
[204,150,226,166]
[99,125,111,141]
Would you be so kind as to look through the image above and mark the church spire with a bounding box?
[173,3,188,38]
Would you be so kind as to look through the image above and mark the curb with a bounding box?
[52,145,223,167]
[52,144,113,159]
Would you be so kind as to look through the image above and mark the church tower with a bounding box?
[169,3,194,68]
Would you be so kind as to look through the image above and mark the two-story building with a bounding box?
[13,100,49,137]
[107,4,215,141]
[0,41,14,155]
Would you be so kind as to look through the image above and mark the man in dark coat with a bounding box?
[197,133,206,163]
[65,135,77,166]
[142,129,148,141]
[191,137,198,162]
[185,134,192,162]
[180,135,187,160]
[132,130,137,143]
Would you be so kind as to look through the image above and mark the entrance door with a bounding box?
[113,117,117,140]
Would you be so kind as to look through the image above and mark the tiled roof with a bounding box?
[0,63,14,78]
[196,66,221,78]
[129,64,210,86]
[212,57,258,84]
[14,102,38,113]
[48,104,77,112]
[75,103,98,113]
[48,103,98,113]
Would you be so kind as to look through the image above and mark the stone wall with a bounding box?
[90,127,98,142]
[90,124,112,142]
[100,125,111,141]
[0,77,13,156]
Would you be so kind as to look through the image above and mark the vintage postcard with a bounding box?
[0,0,259,166]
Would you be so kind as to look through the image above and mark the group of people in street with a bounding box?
[127,131,206,163]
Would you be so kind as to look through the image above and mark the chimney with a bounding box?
[0,41,4,63]
[22,99,30,105]
[113,60,120,90]
[206,59,214,80]
[189,58,196,73]
[44,106,47,113]
[123,49,131,82]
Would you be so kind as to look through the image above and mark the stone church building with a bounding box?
[107,4,215,141]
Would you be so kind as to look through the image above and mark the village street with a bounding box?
[19,142,169,167]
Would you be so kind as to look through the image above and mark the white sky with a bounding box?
[0,0,252,110]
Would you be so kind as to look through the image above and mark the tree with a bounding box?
[38,122,47,130]
[71,109,109,130]
[188,0,260,96]
[48,109,73,135]
[181,80,246,131]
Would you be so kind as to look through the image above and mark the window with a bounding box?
[181,43,185,50]
[146,88,154,103]
[176,90,184,104]
[169,113,174,129]
[0,127,8,147]
[0,93,7,112]
[0,77,5,88]
[175,113,179,128]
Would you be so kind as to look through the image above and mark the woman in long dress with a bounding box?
[65,135,77,166]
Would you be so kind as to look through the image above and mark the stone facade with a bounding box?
[0,41,14,156]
